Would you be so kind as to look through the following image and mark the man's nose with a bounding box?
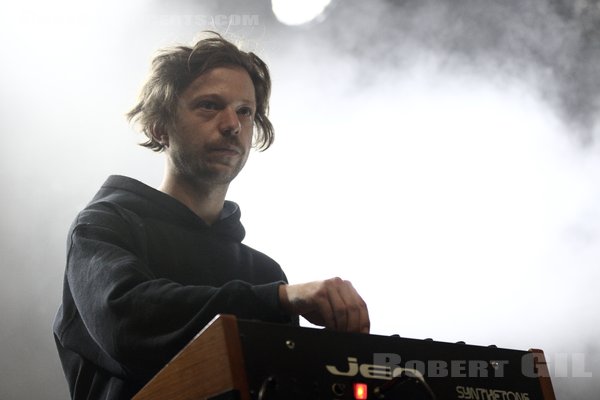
[219,107,241,135]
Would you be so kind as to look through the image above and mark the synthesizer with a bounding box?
[134,315,555,400]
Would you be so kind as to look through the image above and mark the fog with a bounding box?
[0,0,598,398]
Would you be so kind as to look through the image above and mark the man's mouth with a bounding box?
[209,145,242,156]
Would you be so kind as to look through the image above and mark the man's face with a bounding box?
[166,66,256,187]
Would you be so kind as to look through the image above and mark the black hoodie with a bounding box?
[53,175,293,399]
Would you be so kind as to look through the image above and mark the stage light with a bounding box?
[271,0,332,25]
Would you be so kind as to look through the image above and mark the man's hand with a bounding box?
[279,277,370,334]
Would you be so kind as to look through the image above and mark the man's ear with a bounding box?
[149,124,169,148]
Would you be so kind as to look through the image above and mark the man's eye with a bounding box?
[196,101,219,110]
[238,107,254,117]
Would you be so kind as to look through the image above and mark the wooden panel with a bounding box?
[133,314,250,400]
[528,348,556,400]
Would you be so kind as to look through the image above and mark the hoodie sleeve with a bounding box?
[58,202,293,381]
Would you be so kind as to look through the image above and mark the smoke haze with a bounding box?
[0,0,598,398]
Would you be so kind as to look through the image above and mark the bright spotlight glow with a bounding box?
[271,0,332,25]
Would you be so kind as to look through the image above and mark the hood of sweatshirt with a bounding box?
[89,175,246,242]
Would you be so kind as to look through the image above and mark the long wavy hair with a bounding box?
[127,32,274,151]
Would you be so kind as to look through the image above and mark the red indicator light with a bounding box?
[353,383,368,399]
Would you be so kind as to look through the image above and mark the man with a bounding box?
[53,32,369,399]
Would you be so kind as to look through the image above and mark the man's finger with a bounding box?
[358,295,370,333]
[336,280,362,332]
[328,281,349,331]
